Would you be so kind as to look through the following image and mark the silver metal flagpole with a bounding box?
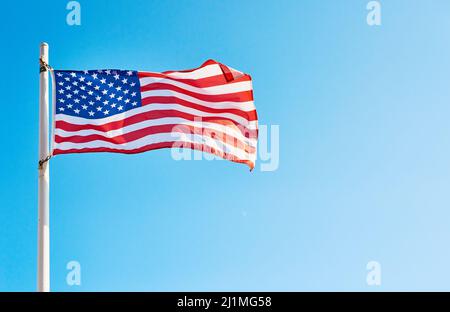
[38,42,50,292]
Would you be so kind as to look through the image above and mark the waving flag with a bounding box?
[52,60,257,169]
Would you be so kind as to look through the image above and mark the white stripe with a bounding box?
[139,77,252,95]
[147,104,253,127]
[54,132,255,162]
[55,104,258,130]
[164,64,222,80]
[141,89,255,111]
[55,118,257,147]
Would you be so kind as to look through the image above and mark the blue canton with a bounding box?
[54,70,142,119]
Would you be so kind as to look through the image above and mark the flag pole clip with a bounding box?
[39,57,52,73]
[38,155,52,170]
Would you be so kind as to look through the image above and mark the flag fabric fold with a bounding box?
[51,60,258,169]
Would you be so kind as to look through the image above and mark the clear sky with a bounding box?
[1,0,450,291]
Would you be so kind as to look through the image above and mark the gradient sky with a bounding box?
[1,0,450,291]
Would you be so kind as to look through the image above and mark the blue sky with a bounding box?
[1,0,450,291]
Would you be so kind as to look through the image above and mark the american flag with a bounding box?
[52,60,258,169]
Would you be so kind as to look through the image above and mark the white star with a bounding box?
[132,101,137,106]
[117,96,123,101]
[131,92,136,97]
[94,85,100,90]
[109,93,115,98]
[81,95,87,99]
[67,104,73,108]
[121,78,128,84]
[58,98,65,103]
[65,86,71,90]
[108,82,114,88]
[111,103,116,108]
[96,106,102,111]
[117,105,123,111]
[58,107,65,111]
[56,72,63,77]
[124,99,130,104]
[81,104,88,110]
[130,82,136,87]
[123,89,129,94]
[127,71,133,76]
[58,82,64,86]
[105,70,111,75]
[79,76,85,82]
[97,70,103,73]
[73,90,79,95]
[95,95,101,101]
[102,89,108,95]
[88,101,94,105]
[64,77,70,81]
[80,85,86,91]
[58,89,64,94]
[88,111,95,116]
[103,100,109,105]
[92,73,98,79]
[83,70,89,74]
[86,81,93,86]
[88,91,94,95]
[70,72,76,77]
[74,98,80,103]
[100,78,106,84]
[114,74,120,80]
[103,110,109,115]
[72,81,78,86]
[74,109,80,114]
[66,94,72,99]
[115,86,122,91]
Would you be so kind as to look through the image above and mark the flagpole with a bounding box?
[38,42,50,292]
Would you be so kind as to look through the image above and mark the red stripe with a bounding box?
[53,141,254,170]
[56,110,258,139]
[219,63,234,82]
[140,83,253,103]
[55,123,256,154]
[138,72,251,89]
[141,96,257,121]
